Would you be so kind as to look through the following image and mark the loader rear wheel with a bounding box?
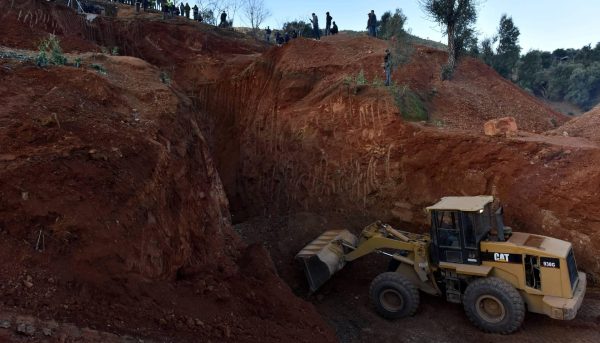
[370,272,419,319]
[463,277,525,334]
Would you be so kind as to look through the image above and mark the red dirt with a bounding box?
[1,1,600,343]
[548,104,600,143]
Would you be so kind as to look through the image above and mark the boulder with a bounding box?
[484,116,518,136]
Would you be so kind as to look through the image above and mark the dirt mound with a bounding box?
[0,51,333,342]
[549,105,600,142]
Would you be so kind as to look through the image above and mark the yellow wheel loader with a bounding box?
[296,196,586,334]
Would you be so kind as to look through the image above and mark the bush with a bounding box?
[36,35,66,67]
[391,84,428,121]
[91,63,107,75]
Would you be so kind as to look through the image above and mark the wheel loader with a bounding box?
[296,196,586,334]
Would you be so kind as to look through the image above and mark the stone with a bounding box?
[483,116,518,137]
[0,320,11,329]
[15,316,36,336]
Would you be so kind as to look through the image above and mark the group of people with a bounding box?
[109,1,208,23]
[308,12,339,40]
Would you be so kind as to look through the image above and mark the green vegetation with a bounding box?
[467,11,600,110]
[91,63,107,75]
[473,12,600,111]
[36,35,67,67]
[391,84,429,121]
[343,70,367,94]
[419,0,478,80]
[111,46,120,56]
[282,20,314,38]
[379,9,407,40]
[160,71,171,84]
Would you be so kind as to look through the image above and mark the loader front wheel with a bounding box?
[463,277,525,334]
[370,272,419,319]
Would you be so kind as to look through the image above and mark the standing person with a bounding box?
[325,12,332,36]
[142,0,148,11]
[220,11,227,27]
[368,10,377,37]
[265,26,272,42]
[192,4,198,20]
[310,13,320,40]
[184,2,190,18]
[331,21,338,35]
[179,2,184,16]
[384,49,392,86]
[161,0,168,20]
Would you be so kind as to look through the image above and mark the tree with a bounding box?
[480,36,496,66]
[493,14,521,78]
[195,0,240,26]
[379,9,407,40]
[242,0,270,36]
[282,20,313,38]
[517,50,543,91]
[420,0,478,80]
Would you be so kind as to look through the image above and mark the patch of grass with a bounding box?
[111,46,119,56]
[390,84,429,121]
[74,57,82,68]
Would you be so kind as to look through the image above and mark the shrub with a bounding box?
[36,35,66,67]
[91,63,107,75]
[391,84,428,121]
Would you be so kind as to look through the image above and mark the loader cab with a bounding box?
[427,196,494,265]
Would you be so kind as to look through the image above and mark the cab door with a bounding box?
[433,210,463,263]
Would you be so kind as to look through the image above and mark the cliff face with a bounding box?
[192,36,600,280]
[0,1,335,342]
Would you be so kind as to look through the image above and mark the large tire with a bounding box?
[369,272,419,319]
[463,277,525,334]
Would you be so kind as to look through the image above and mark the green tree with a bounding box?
[379,9,407,40]
[282,20,314,38]
[517,50,543,91]
[419,0,478,80]
[480,36,496,66]
[493,14,521,78]
[566,62,600,109]
[547,63,577,100]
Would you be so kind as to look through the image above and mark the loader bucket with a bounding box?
[296,230,358,292]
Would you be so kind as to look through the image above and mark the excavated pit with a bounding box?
[1,1,600,342]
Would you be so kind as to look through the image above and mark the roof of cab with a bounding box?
[426,196,494,212]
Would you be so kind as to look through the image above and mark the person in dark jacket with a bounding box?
[331,21,339,35]
[161,0,168,20]
[265,26,272,42]
[384,49,392,86]
[310,13,320,40]
[325,12,332,36]
[219,11,227,27]
[192,4,198,20]
[184,3,190,18]
[367,10,377,37]
[179,3,184,16]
